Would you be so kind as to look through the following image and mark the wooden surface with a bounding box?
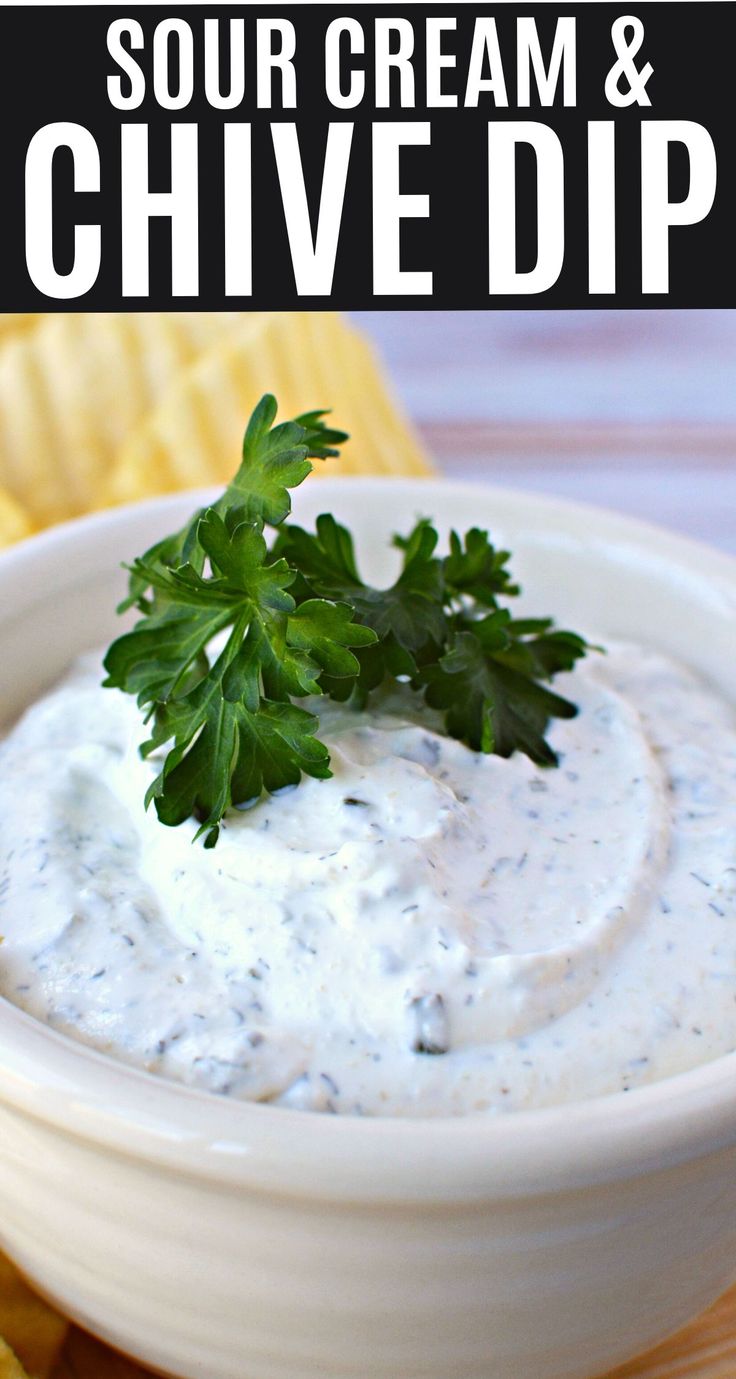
[608,1286,736,1379]
[10,308,736,1377]
[354,309,736,555]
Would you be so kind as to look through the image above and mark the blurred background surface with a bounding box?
[353,310,736,554]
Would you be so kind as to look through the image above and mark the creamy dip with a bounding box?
[0,644,735,1117]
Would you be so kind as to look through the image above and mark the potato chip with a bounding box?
[0,313,245,528]
[50,1327,151,1379]
[107,312,433,507]
[0,1338,28,1379]
[0,489,33,549]
[0,316,42,340]
[0,1254,67,1378]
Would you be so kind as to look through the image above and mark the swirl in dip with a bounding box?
[0,642,735,1117]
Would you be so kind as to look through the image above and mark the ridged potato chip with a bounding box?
[52,1326,151,1379]
[0,489,33,549]
[0,313,244,527]
[0,1255,67,1378]
[0,1339,27,1379]
[0,315,42,340]
[107,312,432,506]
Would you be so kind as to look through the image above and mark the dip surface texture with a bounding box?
[1,645,735,1117]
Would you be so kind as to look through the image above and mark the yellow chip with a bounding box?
[0,488,33,549]
[0,313,246,528]
[0,1338,28,1379]
[0,1254,67,1378]
[52,1326,152,1378]
[0,316,42,340]
[107,312,432,507]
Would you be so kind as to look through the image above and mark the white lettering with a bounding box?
[120,124,199,296]
[488,122,564,294]
[641,121,717,293]
[272,123,353,295]
[373,122,432,295]
[25,123,101,299]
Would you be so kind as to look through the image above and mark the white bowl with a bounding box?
[1,479,736,1379]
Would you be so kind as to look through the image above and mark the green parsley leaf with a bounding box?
[273,513,446,698]
[442,527,519,605]
[420,612,580,766]
[103,393,593,844]
[142,647,332,848]
[104,396,372,843]
[118,395,346,613]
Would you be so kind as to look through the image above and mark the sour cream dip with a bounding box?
[1,643,735,1117]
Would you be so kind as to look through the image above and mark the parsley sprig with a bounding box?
[103,394,590,845]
